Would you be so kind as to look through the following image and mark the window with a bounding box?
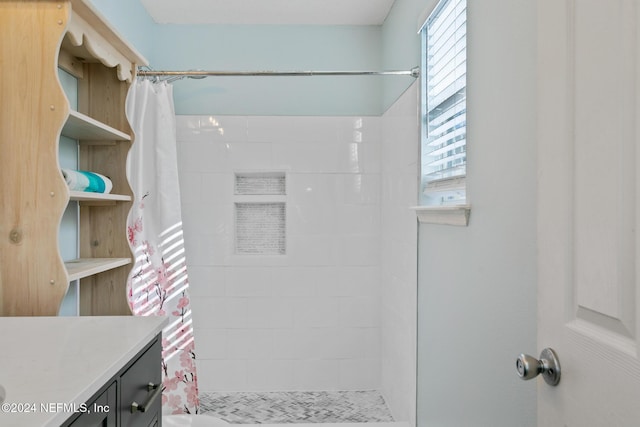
[420,0,467,206]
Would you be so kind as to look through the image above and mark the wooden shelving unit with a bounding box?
[69,191,132,203]
[0,0,148,316]
[65,258,132,282]
[63,110,131,142]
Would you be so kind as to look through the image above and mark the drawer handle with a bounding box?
[131,382,162,413]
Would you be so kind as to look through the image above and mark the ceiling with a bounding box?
[139,0,396,25]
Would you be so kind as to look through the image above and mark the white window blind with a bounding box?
[421,0,467,205]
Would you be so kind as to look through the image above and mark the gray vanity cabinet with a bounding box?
[62,335,162,427]
[66,382,117,426]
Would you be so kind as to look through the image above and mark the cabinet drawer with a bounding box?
[64,381,117,426]
[120,338,162,427]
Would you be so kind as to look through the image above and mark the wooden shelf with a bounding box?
[69,191,132,202]
[65,258,132,282]
[62,110,130,141]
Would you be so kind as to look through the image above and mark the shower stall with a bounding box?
[174,82,418,424]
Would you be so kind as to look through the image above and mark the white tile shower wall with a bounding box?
[176,115,382,392]
[379,82,419,424]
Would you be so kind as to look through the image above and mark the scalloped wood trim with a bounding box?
[70,0,147,64]
[66,11,134,82]
[413,205,471,226]
[63,0,148,82]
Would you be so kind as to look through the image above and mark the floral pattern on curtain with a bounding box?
[126,80,199,414]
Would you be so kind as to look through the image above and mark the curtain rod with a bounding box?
[137,67,420,79]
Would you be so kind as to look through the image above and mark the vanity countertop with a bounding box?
[0,315,168,427]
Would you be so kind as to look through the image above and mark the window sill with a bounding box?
[412,205,471,226]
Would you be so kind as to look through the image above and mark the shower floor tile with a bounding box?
[199,390,395,424]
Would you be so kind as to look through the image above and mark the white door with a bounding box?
[537,0,640,424]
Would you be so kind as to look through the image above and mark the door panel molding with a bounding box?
[570,0,638,342]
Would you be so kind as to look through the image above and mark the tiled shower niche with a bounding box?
[235,172,286,195]
[235,203,286,255]
[234,172,287,255]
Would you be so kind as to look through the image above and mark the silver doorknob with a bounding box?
[516,347,561,386]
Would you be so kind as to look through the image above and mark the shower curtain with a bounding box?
[125,80,199,414]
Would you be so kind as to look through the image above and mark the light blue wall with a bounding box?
[151,24,383,115]
[416,0,538,425]
[89,0,156,60]
[58,69,79,316]
[89,0,389,116]
[381,0,430,112]
[88,0,428,116]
